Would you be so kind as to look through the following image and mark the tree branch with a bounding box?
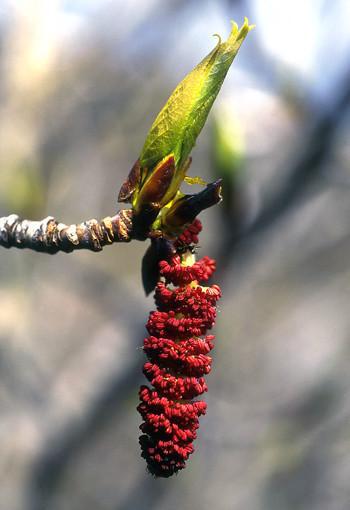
[0,209,133,254]
[216,66,350,276]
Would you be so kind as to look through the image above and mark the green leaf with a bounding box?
[139,18,254,173]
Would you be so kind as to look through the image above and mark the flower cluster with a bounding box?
[137,220,221,477]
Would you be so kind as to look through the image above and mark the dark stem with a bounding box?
[0,209,133,254]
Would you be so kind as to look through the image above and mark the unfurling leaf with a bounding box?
[139,18,254,174]
[118,19,254,236]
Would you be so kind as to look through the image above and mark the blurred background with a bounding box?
[1,1,350,509]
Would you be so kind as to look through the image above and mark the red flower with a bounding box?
[137,219,221,477]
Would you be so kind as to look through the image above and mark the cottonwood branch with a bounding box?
[0,209,134,254]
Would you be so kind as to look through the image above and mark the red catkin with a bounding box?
[137,219,221,477]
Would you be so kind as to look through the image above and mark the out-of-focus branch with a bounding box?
[0,210,133,254]
[218,67,350,273]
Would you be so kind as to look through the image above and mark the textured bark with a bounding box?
[0,210,133,254]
